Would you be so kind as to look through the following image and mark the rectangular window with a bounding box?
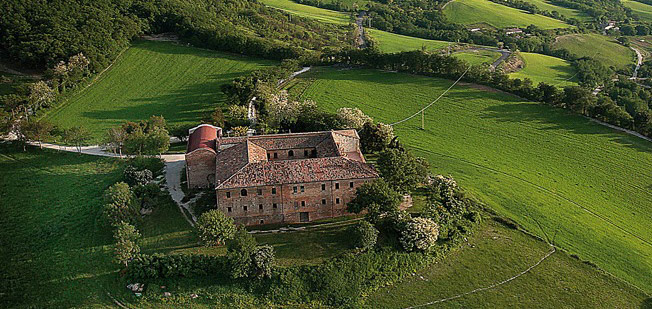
[244,206,248,212]
[227,207,232,212]
[293,186,298,194]
[274,152,278,159]
[304,150,308,157]
[273,203,277,209]
[321,184,326,191]
[321,199,326,205]
[259,204,263,210]
[257,188,263,195]
[350,181,354,188]
[226,191,231,198]
[267,153,270,160]
[300,185,305,192]
[272,187,277,195]
[335,183,339,190]
[301,201,306,207]
[294,201,298,207]
[336,198,340,204]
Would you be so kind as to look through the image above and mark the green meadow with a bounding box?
[554,33,636,70]
[443,0,572,29]
[260,0,352,24]
[523,0,591,21]
[43,40,274,141]
[453,49,502,65]
[509,52,578,86]
[622,0,652,22]
[285,67,652,293]
[367,29,451,53]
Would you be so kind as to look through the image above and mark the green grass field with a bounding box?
[367,29,451,53]
[523,0,591,21]
[554,33,635,70]
[444,0,572,29]
[509,52,578,86]
[453,49,502,65]
[260,0,352,24]
[368,219,647,308]
[285,67,652,293]
[42,40,274,141]
[623,0,652,22]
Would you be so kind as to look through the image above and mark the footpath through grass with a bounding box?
[43,40,274,141]
[509,52,578,86]
[286,67,652,293]
[368,218,647,308]
[444,0,572,29]
[554,33,635,70]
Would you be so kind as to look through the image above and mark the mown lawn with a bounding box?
[453,49,502,66]
[367,29,451,53]
[260,0,352,24]
[622,0,652,22]
[42,40,274,141]
[367,219,648,308]
[554,33,635,70]
[509,52,578,86]
[443,0,572,29]
[286,67,652,293]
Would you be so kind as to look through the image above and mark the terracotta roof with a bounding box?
[217,157,378,189]
[248,132,330,150]
[215,142,249,184]
[187,125,219,153]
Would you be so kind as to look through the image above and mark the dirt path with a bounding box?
[441,0,456,10]
[355,12,368,49]
[631,46,643,79]
[456,47,512,71]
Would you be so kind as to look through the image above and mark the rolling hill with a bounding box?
[508,52,578,86]
[443,0,572,29]
[554,33,635,70]
[622,0,652,22]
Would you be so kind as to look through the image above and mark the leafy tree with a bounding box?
[105,127,127,157]
[210,108,226,127]
[347,179,402,216]
[103,182,139,226]
[124,128,147,155]
[231,126,249,137]
[377,148,430,194]
[399,217,439,252]
[359,121,394,153]
[124,166,153,186]
[250,245,275,279]
[133,183,161,210]
[27,81,56,111]
[352,220,378,251]
[0,109,13,136]
[113,221,141,267]
[22,120,54,148]
[144,128,170,155]
[196,210,236,247]
[62,126,92,153]
[226,226,257,278]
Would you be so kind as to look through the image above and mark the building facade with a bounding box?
[185,125,378,225]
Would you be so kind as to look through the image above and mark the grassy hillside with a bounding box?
[444,0,572,29]
[523,0,591,21]
[43,40,274,141]
[367,29,451,53]
[453,49,502,65]
[260,0,352,24]
[509,52,578,86]
[622,0,652,22]
[285,67,652,292]
[367,219,647,308]
[554,33,635,70]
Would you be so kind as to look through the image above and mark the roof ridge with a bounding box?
[217,162,251,189]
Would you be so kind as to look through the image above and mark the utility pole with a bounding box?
[421,110,425,130]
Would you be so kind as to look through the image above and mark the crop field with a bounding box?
[285,67,652,292]
[453,49,502,65]
[622,0,652,22]
[260,0,352,24]
[523,0,591,21]
[368,219,647,308]
[443,0,572,29]
[367,29,451,53]
[509,52,578,86]
[554,33,635,70]
[42,40,274,141]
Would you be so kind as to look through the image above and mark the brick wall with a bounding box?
[185,149,216,188]
[266,147,317,161]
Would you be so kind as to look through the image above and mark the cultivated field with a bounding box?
[509,52,578,86]
[523,0,591,21]
[554,33,636,70]
[43,40,274,141]
[260,0,352,24]
[453,49,502,65]
[368,219,647,308]
[367,29,451,53]
[443,0,572,29]
[285,67,652,292]
[622,0,652,22]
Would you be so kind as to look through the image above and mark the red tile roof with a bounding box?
[187,125,219,153]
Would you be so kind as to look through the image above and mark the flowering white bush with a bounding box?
[399,217,439,252]
[336,107,372,129]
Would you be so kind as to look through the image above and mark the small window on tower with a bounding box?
[227,207,232,212]
[321,184,326,191]
[301,201,306,207]
[226,191,231,198]
[322,199,326,205]
[267,153,270,160]
[257,188,262,195]
[272,187,277,194]
[335,183,340,190]
[241,189,247,196]
[336,198,340,204]
[350,182,354,188]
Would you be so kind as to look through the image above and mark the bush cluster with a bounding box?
[127,254,227,280]
[352,221,379,251]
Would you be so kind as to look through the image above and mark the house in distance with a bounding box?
[185,124,378,225]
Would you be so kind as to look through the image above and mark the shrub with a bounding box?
[113,221,141,267]
[227,226,257,278]
[126,253,227,280]
[377,148,430,194]
[133,183,161,210]
[196,210,236,246]
[347,179,402,215]
[123,166,153,186]
[126,157,164,177]
[352,221,378,251]
[251,245,275,279]
[399,217,440,252]
[359,121,394,153]
[231,126,249,136]
[103,182,139,226]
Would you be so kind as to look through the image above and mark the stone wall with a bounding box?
[185,148,216,188]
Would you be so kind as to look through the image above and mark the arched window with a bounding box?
[240,189,248,196]
[288,150,294,157]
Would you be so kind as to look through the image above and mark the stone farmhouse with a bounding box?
[185,124,378,225]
